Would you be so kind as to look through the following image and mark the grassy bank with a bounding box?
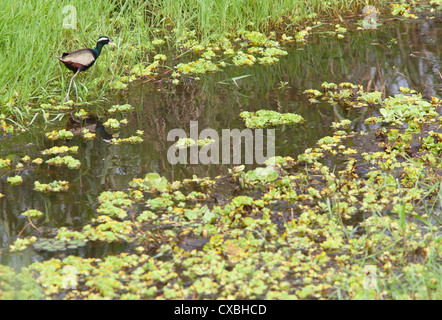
[0,0,387,125]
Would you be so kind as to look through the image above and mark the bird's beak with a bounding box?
[109,41,116,47]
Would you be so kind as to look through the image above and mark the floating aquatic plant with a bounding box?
[331,119,352,130]
[240,110,304,129]
[74,109,88,119]
[242,31,269,46]
[321,81,338,91]
[232,51,256,66]
[9,236,37,252]
[358,91,383,105]
[46,156,81,169]
[81,128,96,140]
[21,155,30,163]
[103,118,128,130]
[391,3,417,18]
[45,129,73,141]
[334,24,347,38]
[129,172,181,193]
[152,38,165,46]
[175,138,215,149]
[304,89,322,98]
[110,135,143,145]
[21,209,43,219]
[7,175,23,185]
[32,158,43,165]
[33,238,86,252]
[1,115,15,134]
[378,94,437,124]
[41,146,78,156]
[0,265,43,299]
[154,54,167,61]
[131,61,160,77]
[264,156,295,168]
[96,191,134,219]
[258,56,279,65]
[0,158,11,169]
[176,59,219,74]
[34,180,69,193]
[108,104,134,113]
[40,103,71,111]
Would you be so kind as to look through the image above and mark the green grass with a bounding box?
[0,0,386,124]
[0,0,153,115]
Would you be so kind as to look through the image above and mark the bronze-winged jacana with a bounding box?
[55,36,116,101]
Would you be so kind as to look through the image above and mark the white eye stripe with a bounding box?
[98,37,109,42]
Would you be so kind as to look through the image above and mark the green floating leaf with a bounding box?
[240,110,304,129]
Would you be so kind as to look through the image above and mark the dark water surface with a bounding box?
[1,17,440,268]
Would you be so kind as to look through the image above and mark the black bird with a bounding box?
[55,36,116,101]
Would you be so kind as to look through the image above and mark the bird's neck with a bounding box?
[93,42,105,57]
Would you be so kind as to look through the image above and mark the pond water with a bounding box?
[0,17,440,269]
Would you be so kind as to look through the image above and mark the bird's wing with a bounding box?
[59,49,97,66]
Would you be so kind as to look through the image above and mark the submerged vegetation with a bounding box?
[1,0,442,300]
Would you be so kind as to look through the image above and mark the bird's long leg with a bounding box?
[64,69,80,102]
[73,79,78,98]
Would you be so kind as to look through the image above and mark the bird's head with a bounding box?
[97,36,116,47]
